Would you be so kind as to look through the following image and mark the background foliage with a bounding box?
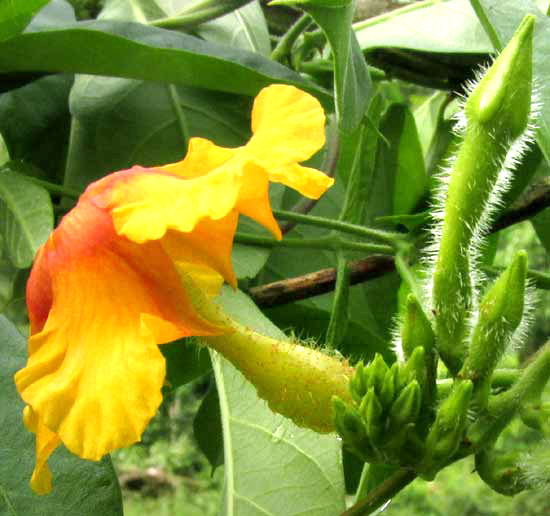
[0,0,548,514]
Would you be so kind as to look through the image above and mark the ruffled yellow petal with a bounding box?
[269,163,335,200]
[155,137,236,179]
[18,200,224,461]
[160,213,239,288]
[23,406,61,495]
[246,84,326,173]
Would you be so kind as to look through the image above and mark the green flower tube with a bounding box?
[183,276,354,433]
[432,15,534,374]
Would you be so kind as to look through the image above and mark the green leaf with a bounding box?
[0,315,123,515]
[303,2,371,132]
[355,0,491,54]
[193,1,271,56]
[387,104,427,216]
[161,338,211,388]
[193,383,223,472]
[0,74,73,178]
[0,164,53,268]
[0,0,51,41]
[355,0,492,89]
[211,287,346,515]
[0,20,332,103]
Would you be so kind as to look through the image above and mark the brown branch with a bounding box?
[492,179,550,231]
[248,183,550,308]
[249,255,395,308]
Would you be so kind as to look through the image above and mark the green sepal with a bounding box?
[465,14,534,137]
[475,449,528,496]
[401,294,435,360]
[418,380,473,479]
[390,380,422,427]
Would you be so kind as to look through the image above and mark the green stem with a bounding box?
[150,0,254,30]
[234,232,394,255]
[341,468,416,515]
[468,0,502,51]
[167,84,190,147]
[273,209,405,246]
[394,250,422,302]
[436,369,520,399]
[271,13,313,63]
[26,177,80,199]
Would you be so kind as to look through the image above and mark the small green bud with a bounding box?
[350,361,367,403]
[390,380,422,426]
[465,14,534,137]
[379,366,397,408]
[460,252,527,407]
[361,387,384,444]
[333,396,376,462]
[419,380,473,478]
[367,354,389,396]
[401,294,435,360]
[398,347,426,391]
[475,449,528,496]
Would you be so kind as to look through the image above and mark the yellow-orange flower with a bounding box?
[14,84,333,494]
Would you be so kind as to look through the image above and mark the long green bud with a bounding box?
[432,15,534,374]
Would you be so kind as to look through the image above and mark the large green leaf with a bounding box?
[0,0,51,41]
[0,74,73,179]
[0,165,53,268]
[193,383,224,472]
[477,0,550,161]
[0,19,331,103]
[355,0,491,53]
[211,287,346,515]
[303,2,372,133]
[101,0,270,55]
[354,0,492,89]
[192,0,271,56]
[0,315,123,515]
[378,103,427,217]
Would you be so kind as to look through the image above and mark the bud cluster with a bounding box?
[332,350,427,466]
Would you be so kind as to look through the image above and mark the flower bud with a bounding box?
[401,294,435,360]
[360,387,384,445]
[460,251,527,408]
[390,380,422,427]
[432,15,535,374]
[419,380,473,479]
[465,15,534,137]
[379,365,398,409]
[367,354,389,396]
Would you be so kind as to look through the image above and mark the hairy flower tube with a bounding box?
[14,84,334,495]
